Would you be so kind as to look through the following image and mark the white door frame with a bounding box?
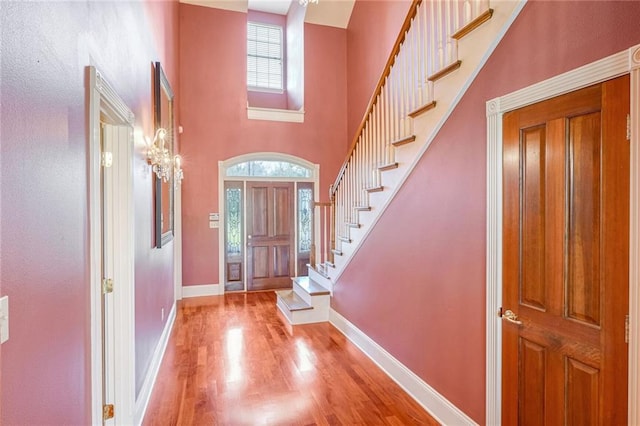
[88,66,136,425]
[218,152,320,293]
[485,44,640,425]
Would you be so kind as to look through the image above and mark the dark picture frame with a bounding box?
[154,62,174,248]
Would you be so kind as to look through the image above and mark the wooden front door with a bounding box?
[502,76,630,425]
[247,181,295,291]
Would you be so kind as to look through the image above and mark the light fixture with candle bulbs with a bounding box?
[147,128,172,182]
[174,155,184,186]
[298,0,318,6]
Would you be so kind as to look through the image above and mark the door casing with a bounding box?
[218,153,320,294]
[486,44,640,425]
[88,66,136,425]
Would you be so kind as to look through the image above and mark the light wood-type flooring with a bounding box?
[143,291,439,425]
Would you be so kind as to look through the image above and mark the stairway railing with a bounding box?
[318,0,491,271]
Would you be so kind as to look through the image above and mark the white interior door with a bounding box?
[100,124,116,425]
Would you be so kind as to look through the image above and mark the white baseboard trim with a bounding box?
[329,309,478,426]
[134,302,177,426]
[182,283,222,298]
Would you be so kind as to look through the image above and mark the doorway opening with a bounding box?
[219,153,319,293]
[88,67,136,425]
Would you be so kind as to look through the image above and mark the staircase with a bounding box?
[277,0,525,324]
[275,268,331,325]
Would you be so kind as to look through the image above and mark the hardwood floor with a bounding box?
[143,292,439,426]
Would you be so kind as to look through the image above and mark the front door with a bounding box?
[247,181,295,291]
[502,75,630,424]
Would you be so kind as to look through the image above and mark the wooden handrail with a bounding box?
[331,0,422,195]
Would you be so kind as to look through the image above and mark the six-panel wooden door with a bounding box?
[247,181,295,291]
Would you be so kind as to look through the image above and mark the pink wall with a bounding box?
[0,1,178,423]
[334,1,640,423]
[346,0,413,143]
[179,4,348,287]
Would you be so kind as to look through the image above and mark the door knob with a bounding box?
[501,309,523,325]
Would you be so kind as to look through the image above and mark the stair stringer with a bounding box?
[328,0,527,283]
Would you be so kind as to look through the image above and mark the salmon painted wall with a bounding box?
[0,1,178,423]
[179,4,347,287]
[333,1,640,423]
[346,0,412,142]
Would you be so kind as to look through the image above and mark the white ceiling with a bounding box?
[179,0,355,29]
[248,0,293,15]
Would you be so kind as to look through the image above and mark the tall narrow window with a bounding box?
[297,182,313,276]
[298,187,313,253]
[247,22,283,91]
[225,182,244,292]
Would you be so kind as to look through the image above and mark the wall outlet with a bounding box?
[0,296,9,344]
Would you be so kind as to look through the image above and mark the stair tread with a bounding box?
[391,135,416,146]
[379,162,399,171]
[428,60,462,82]
[292,276,330,296]
[451,8,494,40]
[276,290,313,311]
[408,101,437,118]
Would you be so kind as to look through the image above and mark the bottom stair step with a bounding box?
[275,290,312,311]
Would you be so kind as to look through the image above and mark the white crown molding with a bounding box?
[486,43,640,426]
[94,70,134,125]
[330,309,478,425]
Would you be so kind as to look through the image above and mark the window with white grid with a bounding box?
[247,22,283,91]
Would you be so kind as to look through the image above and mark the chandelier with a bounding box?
[298,0,318,6]
[147,128,184,185]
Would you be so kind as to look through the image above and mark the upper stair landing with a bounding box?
[316,0,526,283]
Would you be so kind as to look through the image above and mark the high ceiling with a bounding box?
[179,0,355,29]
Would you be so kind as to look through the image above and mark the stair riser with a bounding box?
[276,299,330,325]
[308,268,333,293]
[292,282,330,306]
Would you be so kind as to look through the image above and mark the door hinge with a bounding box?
[101,151,113,168]
[102,278,114,294]
[625,314,630,344]
[627,114,631,141]
[103,404,114,420]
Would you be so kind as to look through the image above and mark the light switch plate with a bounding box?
[0,295,8,344]
[209,221,219,229]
